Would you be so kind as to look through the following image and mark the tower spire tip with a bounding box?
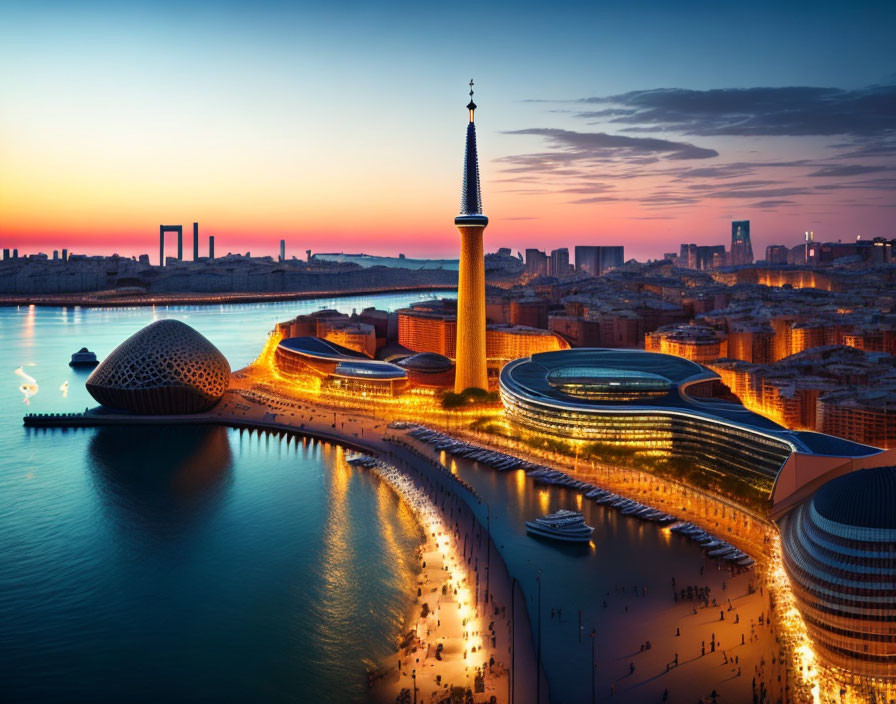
[467,78,476,122]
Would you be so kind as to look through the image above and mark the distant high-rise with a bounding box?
[453,80,489,392]
[548,248,569,277]
[525,248,547,277]
[766,245,789,265]
[62,248,68,261]
[279,239,286,263]
[575,246,600,276]
[2,249,9,260]
[575,245,624,276]
[193,223,199,261]
[209,236,215,260]
[526,249,548,276]
[600,246,624,272]
[679,243,726,270]
[730,220,753,266]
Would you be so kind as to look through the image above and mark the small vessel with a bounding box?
[526,509,594,543]
[69,347,99,368]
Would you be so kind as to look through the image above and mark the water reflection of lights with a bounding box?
[538,489,549,514]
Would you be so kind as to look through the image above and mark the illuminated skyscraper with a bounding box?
[454,80,489,392]
[730,220,754,266]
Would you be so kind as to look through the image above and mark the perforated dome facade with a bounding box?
[86,319,230,414]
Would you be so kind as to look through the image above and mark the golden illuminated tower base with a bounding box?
[455,224,488,392]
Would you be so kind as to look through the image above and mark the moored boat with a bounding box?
[69,347,99,367]
[526,509,594,543]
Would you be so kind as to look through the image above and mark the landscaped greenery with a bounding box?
[440,387,500,410]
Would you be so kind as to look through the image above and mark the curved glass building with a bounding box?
[780,466,896,677]
[275,336,408,396]
[500,348,896,678]
[500,349,882,503]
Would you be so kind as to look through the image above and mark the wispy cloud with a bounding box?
[576,84,896,138]
[503,128,718,160]
[807,164,891,177]
[495,82,896,216]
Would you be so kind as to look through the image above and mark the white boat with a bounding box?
[526,509,594,543]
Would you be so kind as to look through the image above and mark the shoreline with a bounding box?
[364,459,511,703]
[23,399,537,703]
[0,284,456,308]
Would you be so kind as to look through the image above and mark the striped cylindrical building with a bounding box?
[780,466,896,677]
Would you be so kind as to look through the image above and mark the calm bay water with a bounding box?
[0,291,452,703]
[0,290,723,703]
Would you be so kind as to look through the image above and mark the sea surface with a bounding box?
[0,290,719,704]
[0,291,452,703]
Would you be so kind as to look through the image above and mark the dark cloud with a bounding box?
[807,164,891,177]
[558,183,616,194]
[577,83,896,138]
[815,178,896,191]
[750,199,797,209]
[704,187,812,199]
[569,196,622,204]
[686,180,780,191]
[503,128,718,160]
[670,160,809,181]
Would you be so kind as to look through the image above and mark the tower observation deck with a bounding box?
[454,80,489,392]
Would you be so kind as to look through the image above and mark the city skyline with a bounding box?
[1,0,895,261]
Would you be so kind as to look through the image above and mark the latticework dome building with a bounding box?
[86,319,230,414]
[780,466,896,677]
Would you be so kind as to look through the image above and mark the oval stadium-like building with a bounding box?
[86,319,230,414]
[780,466,896,677]
[396,352,455,388]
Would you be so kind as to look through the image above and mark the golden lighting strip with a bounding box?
[368,462,486,686]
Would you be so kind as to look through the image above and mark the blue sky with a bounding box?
[1,0,894,259]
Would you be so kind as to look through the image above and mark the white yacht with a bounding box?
[526,509,594,543]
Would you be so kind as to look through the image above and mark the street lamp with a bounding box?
[412,669,417,704]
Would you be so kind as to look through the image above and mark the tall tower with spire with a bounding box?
[453,80,489,392]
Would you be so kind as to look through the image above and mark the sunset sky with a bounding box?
[1,0,894,261]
